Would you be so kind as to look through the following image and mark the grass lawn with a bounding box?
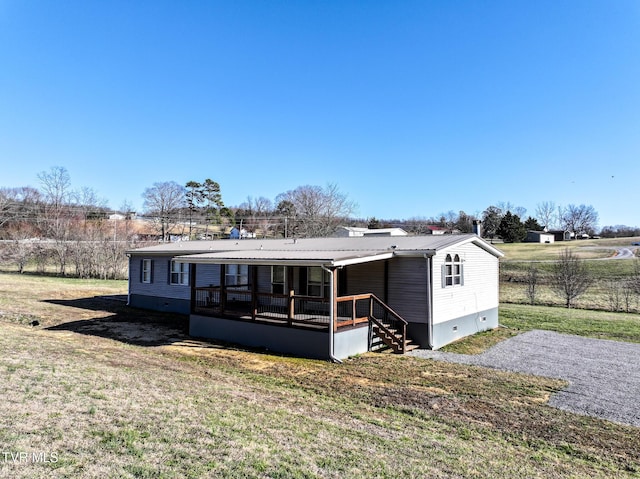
[498,237,640,313]
[499,303,640,343]
[0,272,639,478]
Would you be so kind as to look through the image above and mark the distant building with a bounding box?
[547,230,572,241]
[334,226,408,237]
[230,227,255,239]
[425,226,448,235]
[525,231,555,243]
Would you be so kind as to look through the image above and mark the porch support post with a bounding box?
[287,267,295,324]
[189,263,197,314]
[333,268,339,332]
[219,264,226,315]
[251,266,258,320]
[322,265,341,363]
[288,290,294,326]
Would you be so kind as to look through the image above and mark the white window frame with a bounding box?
[142,259,152,284]
[170,261,189,286]
[225,264,249,288]
[443,254,463,287]
[271,265,286,294]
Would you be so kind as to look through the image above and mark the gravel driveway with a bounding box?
[410,330,640,428]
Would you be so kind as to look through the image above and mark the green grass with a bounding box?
[499,303,640,343]
[498,238,640,312]
[440,327,519,354]
[0,273,639,477]
[497,237,640,261]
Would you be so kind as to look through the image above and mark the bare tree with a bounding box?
[560,204,599,237]
[496,201,526,219]
[2,224,40,273]
[535,201,557,230]
[238,196,275,237]
[0,187,42,233]
[550,248,593,308]
[456,210,475,233]
[606,280,622,312]
[275,184,356,238]
[524,265,539,305]
[142,181,186,242]
[38,166,71,210]
[38,166,73,274]
[439,210,458,233]
[622,281,636,313]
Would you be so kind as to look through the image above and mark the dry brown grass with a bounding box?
[0,272,639,478]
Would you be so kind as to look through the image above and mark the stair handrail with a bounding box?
[368,294,408,353]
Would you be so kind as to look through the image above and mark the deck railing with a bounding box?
[193,287,408,351]
[195,287,335,327]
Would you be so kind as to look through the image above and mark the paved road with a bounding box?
[410,330,640,427]
[610,247,636,259]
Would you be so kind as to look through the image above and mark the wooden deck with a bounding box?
[192,287,414,353]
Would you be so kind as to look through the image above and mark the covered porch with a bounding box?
[193,285,383,331]
[180,251,414,355]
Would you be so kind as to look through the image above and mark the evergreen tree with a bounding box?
[523,216,543,231]
[497,211,526,242]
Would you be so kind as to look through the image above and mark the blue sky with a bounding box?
[0,0,638,227]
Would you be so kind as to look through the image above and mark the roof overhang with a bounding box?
[174,250,396,268]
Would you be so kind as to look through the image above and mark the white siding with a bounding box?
[431,242,499,325]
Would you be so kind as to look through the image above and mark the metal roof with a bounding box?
[128,234,503,266]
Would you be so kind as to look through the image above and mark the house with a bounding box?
[525,231,555,243]
[333,226,408,237]
[425,225,448,235]
[547,230,572,241]
[127,234,503,361]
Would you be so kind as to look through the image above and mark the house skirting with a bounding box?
[128,294,191,315]
[430,307,499,350]
[189,314,370,360]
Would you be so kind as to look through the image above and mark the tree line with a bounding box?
[519,248,640,313]
[0,167,131,278]
[0,166,637,278]
[146,182,606,243]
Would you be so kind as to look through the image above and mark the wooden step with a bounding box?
[371,320,417,354]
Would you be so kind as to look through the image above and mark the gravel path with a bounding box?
[410,330,640,427]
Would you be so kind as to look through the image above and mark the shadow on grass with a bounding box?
[42,296,287,356]
[44,296,190,347]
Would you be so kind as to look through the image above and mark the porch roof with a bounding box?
[174,249,396,267]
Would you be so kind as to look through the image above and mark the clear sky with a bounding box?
[0,0,638,227]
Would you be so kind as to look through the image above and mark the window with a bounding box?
[271,266,286,294]
[170,261,189,285]
[141,259,152,284]
[307,267,330,297]
[225,264,248,288]
[443,254,463,287]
